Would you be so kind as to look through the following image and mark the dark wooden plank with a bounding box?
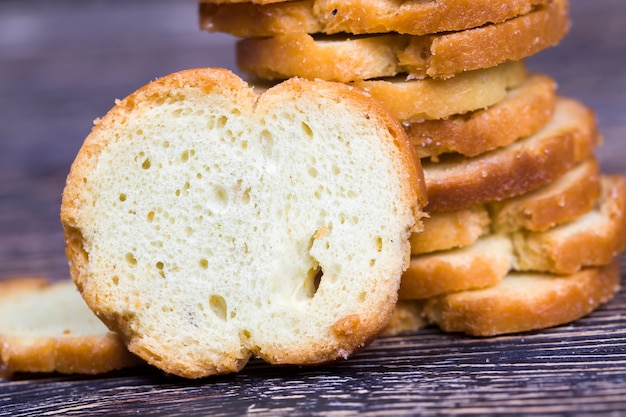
[1,0,626,415]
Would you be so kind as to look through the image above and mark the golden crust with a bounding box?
[410,205,491,255]
[398,0,569,79]
[423,97,599,213]
[0,278,141,378]
[489,158,601,233]
[423,260,621,336]
[236,1,567,82]
[60,68,426,378]
[200,0,550,36]
[512,175,626,274]
[409,74,556,159]
[353,61,527,122]
[400,235,513,300]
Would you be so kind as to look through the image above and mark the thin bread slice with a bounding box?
[512,175,626,274]
[0,278,141,378]
[423,96,599,212]
[236,1,567,82]
[352,61,526,122]
[422,260,621,336]
[400,235,514,300]
[200,0,550,37]
[409,74,556,159]
[410,205,491,255]
[60,68,426,378]
[489,157,601,233]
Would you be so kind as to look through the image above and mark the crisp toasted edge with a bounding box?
[236,2,566,82]
[422,260,621,336]
[200,0,550,36]
[400,235,513,300]
[489,157,602,233]
[423,97,599,212]
[410,205,491,255]
[408,74,556,159]
[0,278,141,378]
[512,175,626,274]
[352,61,527,122]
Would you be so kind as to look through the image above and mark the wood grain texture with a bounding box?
[1,0,625,415]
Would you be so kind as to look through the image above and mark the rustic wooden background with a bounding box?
[1,0,625,415]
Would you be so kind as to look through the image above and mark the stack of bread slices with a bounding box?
[199,0,626,337]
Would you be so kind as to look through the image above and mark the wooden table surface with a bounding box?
[1,1,625,415]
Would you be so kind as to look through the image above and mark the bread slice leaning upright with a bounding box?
[60,68,426,379]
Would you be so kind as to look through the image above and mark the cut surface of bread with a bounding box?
[410,205,491,255]
[236,1,567,82]
[409,74,556,159]
[0,278,141,378]
[489,157,601,233]
[400,235,514,300]
[200,0,550,37]
[352,61,526,122]
[422,260,621,336]
[512,175,626,274]
[423,97,599,212]
[60,68,426,379]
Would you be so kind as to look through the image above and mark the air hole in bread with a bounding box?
[302,121,313,139]
[125,252,137,266]
[212,185,229,207]
[308,167,318,178]
[112,275,119,286]
[217,115,228,129]
[375,236,383,252]
[141,158,151,170]
[156,262,165,278]
[209,295,228,321]
[306,264,323,298]
[119,193,127,202]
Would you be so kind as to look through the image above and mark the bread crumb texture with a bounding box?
[60,68,424,378]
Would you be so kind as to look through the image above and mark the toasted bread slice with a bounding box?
[489,157,601,233]
[512,175,626,274]
[410,205,491,255]
[352,61,526,122]
[400,235,513,300]
[200,0,550,37]
[0,278,141,378]
[60,68,426,378]
[236,1,567,82]
[423,97,599,212]
[422,260,621,336]
[409,74,556,159]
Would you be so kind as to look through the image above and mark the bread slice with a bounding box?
[400,235,514,300]
[512,175,626,274]
[489,157,601,233]
[397,0,569,80]
[423,96,599,212]
[410,205,491,255]
[200,0,550,37]
[0,278,141,378]
[60,68,426,378]
[352,61,526,122]
[422,260,621,336]
[236,1,567,82]
[409,74,556,159]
